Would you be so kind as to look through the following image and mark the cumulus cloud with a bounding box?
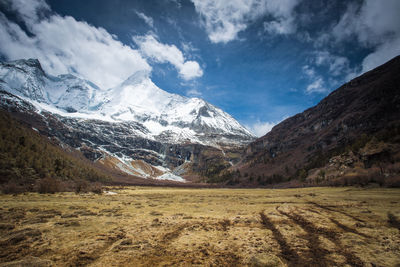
[333,0,400,73]
[1,0,50,25]
[262,0,299,35]
[191,0,300,43]
[135,11,154,28]
[245,120,277,137]
[0,0,201,88]
[134,35,203,80]
[361,38,400,73]
[0,0,151,89]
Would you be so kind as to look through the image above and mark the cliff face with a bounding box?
[236,55,400,184]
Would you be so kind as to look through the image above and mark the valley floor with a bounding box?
[0,187,399,266]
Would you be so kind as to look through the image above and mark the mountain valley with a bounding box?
[1,56,400,188]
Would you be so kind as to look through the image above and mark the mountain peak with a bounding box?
[121,70,151,87]
[24,58,41,67]
[0,58,255,147]
[7,58,44,71]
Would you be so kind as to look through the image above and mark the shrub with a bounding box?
[387,212,400,229]
[298,169,308,181]
[385,175,400,188]
[90,183,103,194]
[74,180,89,193]
[1,182,25,194]
[37,177,60,194]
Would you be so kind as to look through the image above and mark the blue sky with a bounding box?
[0,0,399,136]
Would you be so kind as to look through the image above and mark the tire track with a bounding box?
[329,218,371,238]
[301,207,371,238]
[136,223,191,266]
[138,221,242,266]
[270,208,335,266]
[68,230,126,266]
[259,211,302,267]
[277,207,364,267]
[308,201,365,223]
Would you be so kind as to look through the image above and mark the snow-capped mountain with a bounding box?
[0,59,254,146]
[0,58,255,182]
[0,59,104,112]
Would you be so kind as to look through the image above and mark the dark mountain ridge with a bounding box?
[229,55,400,186]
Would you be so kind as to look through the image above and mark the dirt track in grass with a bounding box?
[0,187,399,266]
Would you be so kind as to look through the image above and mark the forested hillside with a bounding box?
[0,111,109,193]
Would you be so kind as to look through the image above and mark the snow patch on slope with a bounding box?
[156,173,186,182]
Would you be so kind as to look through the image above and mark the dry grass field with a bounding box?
[0,187,399,267]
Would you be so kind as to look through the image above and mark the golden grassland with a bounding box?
[0,187,399,266]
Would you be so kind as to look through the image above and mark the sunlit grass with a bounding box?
[0,187,399,266]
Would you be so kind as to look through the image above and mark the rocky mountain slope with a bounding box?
[231,55,400,186]
[0,59,255,183]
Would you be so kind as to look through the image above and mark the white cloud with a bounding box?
[302,65,316,78]
[245,120,277,137]
[262,0,299,35]
[186,88,202,97]
[180,61,203,80]
[181,42,199,54]
[191,0,300,43]
[333,0,400,46]
[263,17,294,35]
[303,51,358,93]
[167,0,182,9]
[135,11,154,28]
[361,37,400,73]
[333,0,400,73]
[302,65,328,94]
[1,0,50,25]
[313,51,350,76]
[0,2,151,89]
[134,35,203,80]
[305,77,327,94]
[0,1,201,88]
[190,0,248,43]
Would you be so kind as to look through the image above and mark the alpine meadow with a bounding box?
[0,0,399,266]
